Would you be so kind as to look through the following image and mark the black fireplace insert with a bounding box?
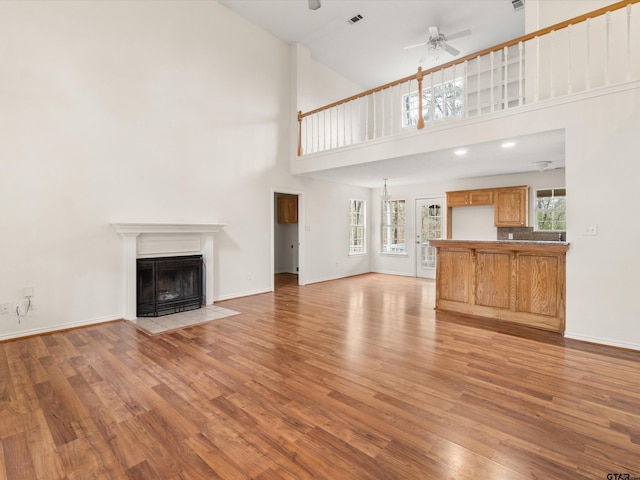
[136,255,204,317]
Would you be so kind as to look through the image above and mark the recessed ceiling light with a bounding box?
[501,141,517,148]
[454,148,468,156]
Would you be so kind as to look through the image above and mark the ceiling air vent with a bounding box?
[512,0,525,11]
[348,14,363,25]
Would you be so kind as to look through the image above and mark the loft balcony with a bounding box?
[293,0,640,178]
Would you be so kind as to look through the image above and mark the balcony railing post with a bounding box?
[568,26,573,95]
[606,11,611,85]
[297,111,303,156]
[503,46,509,109]
[627,4,632,81]
[416,67,425,129]
[518,41,524,106]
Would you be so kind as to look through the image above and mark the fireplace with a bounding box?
[111,223,224,321]
[137,255,204,317]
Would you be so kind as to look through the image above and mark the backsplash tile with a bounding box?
[497,227,565,241]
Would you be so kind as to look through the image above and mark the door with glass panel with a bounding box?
[415,197,445,279]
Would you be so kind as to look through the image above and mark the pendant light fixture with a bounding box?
[380,178,391,201]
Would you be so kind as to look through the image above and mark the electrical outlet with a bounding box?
[0,303,9,315]
[585,224,598,235]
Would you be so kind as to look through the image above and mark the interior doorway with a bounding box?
[273,192,300,289]
[415,196,446,279]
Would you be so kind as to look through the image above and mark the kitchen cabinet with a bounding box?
[431,240,568,333]
[445,185,529,237]
[277,195,298,224]
[446,189,493,207]
[494,186,528,227]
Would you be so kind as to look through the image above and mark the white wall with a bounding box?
[302,179,372,284]
[293,44,364,114]
[563,87,640,349]
[526,0,613,30]
[451,206,496,240]
[0,0,371,339]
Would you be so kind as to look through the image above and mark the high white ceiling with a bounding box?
[217,0,525,89]
[217,0,565,186]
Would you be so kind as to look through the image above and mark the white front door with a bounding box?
[415,197,445,279]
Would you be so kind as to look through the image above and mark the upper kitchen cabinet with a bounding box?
[446,185,529,237]
[446,188,494,207]
[494,186,529,227]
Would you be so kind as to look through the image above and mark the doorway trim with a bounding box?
[271,188,305,291]
[415,195,446,279]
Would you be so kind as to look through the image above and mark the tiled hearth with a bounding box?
[135,304,240,335]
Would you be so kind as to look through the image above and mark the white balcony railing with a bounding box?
[297,0,640,156]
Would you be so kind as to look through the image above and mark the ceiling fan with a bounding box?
[308,0,321,10]
[404,26,471,62]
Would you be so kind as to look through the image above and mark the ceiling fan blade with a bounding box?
[308,0,321,10]
[445,29,472,41]
[428,26,439,38]
[443,43,460,56]
[404,42,427,50]
[418,52,428,63]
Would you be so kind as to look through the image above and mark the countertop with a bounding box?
[431,239,569,246]
[430,239,570,252]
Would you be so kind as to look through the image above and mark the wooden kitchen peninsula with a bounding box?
[430,240,569,333]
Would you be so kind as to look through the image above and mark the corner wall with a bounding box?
[0,0,371,339]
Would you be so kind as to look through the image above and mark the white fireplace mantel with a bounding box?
[112,223,225,321]
[112,223,225,236]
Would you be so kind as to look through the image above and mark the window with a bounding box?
[349,199,366,254]
[381,200,406,253]
[402,79,464,127]
[535,188,566,231]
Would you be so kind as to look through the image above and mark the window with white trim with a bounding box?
[349,199,366,254]
[381,200,406,253]
[402,79,464,127]
[535,188,566,231]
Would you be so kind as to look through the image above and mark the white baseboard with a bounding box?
[304,273,348,285]
[372,269,415,277]
[214,288,272,302]
[0,314,122,342]
[564,332,640,352]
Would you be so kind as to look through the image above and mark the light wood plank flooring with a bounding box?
[1,273,639,479]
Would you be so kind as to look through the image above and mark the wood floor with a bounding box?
[1,273,639,479]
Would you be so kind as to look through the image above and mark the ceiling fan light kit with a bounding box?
[404,26,471,62]
[308,0,321,11]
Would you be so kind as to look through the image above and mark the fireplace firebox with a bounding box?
[136,255,204,317]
